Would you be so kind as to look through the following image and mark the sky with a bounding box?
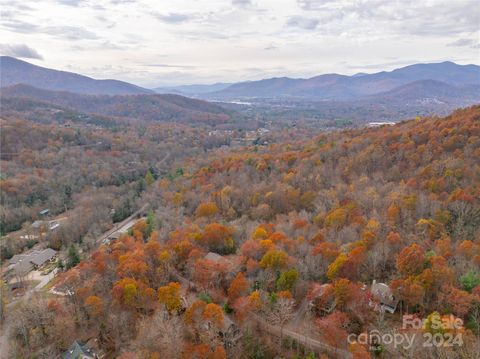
[1,0,479,87]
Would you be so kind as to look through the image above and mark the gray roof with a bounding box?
[10,254,30,265]
[205,252,224,262]
[371,281,399,310]
[30,248,57,266]
[9,248,57,275]
[64,341,95,359]
[12,260,33,277]
[32,220,45,228]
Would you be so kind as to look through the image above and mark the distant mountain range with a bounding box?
[0,56,152,95]
[193,61,480,100]
[154,83,232,95]
[1,56,478,124]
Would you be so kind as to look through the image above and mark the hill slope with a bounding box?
[0,56,152,95]
[12,106,479,358]
[0,84,232,124]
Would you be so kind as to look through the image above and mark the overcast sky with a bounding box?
[1,0,479,87]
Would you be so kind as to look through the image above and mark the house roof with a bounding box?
[371,281,398,309]
[63,340,95,359]
[32,220,45,228]
[205,252,224,262]
[13,260,34,277]
[10,254,30,265]
[48,221,60,230]
[9,248,57,274]
[30,248,57,266]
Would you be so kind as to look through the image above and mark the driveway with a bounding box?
[33,269,57,291]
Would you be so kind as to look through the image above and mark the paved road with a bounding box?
[96,203,149,245]
[250,314,352,359]
[171,268,351,358]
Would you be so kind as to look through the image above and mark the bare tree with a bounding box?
[265,296,295,355]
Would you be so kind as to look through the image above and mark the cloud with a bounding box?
[144,64,196,69]
[1,19,99,40]
[1,19,39,33]
[57,0,84,6]
[44,26,99,40]
[264,44,278,50]
[297,0,337,10]
[0,43,43,59]
[295,0,479,37]
[232,0,252,8]
[447,38,480,49]
[156,12,192,24]
[286,16,319,30]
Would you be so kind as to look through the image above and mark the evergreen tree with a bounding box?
[67,244,80,269]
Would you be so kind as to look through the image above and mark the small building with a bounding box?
[39,209,50,216]
[31,220,46,230]
[63,340,98,359]
[48,220,60,231]
[370,280,399,314]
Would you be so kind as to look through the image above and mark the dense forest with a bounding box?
[0,118,233,257]
[5,106,479,358]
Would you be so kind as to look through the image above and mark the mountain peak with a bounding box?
[0,56,152,95]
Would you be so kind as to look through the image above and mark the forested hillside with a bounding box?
[0,118,231,257]
[8,106,479,358]
[1,84,233,125]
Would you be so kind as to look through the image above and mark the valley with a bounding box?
[0,19,479,357]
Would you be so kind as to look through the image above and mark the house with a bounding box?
[8,248,58,278]
[205,252,225,262]
[307,283,335,315]
[370,280,399,314]
[63,340,98,359]
[31,220,46,230]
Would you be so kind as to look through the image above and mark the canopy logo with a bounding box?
[347,313,464,350]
